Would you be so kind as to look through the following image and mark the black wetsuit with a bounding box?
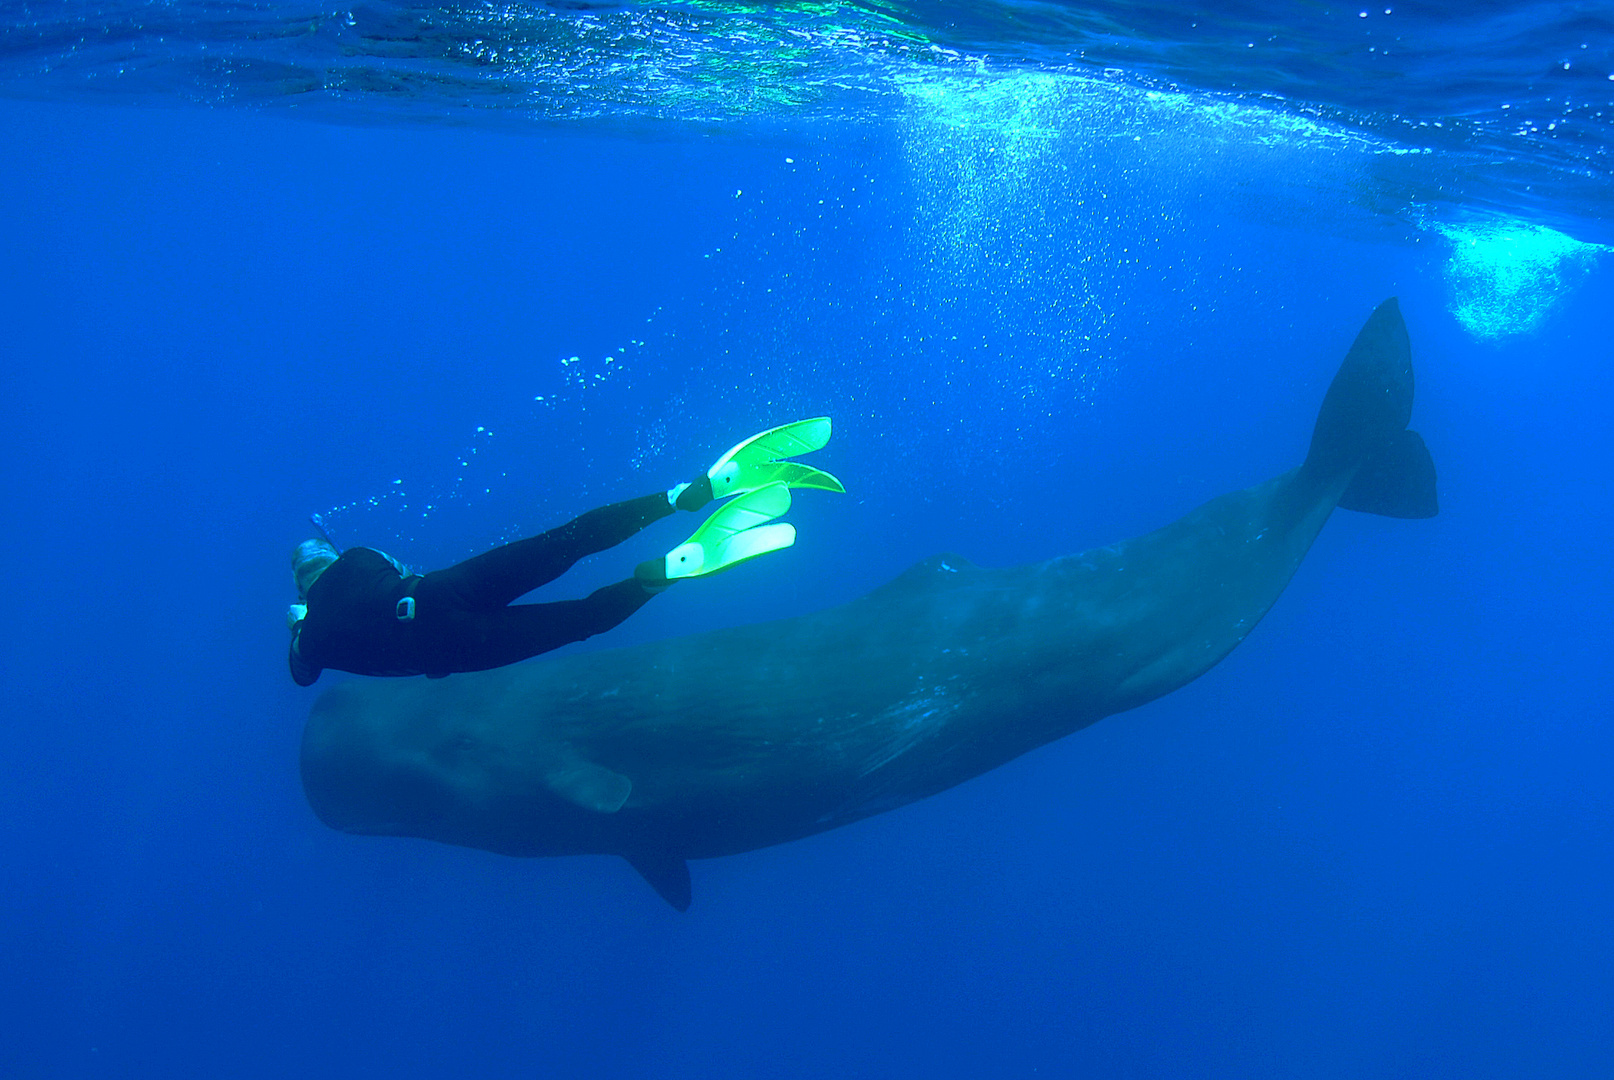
[289,492,673,686]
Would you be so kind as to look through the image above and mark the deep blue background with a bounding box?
[2,99,1611,1077]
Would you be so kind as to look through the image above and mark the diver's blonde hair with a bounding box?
[292,538,339,597]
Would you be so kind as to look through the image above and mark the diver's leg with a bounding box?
[446,578,656,672]
[431,493,673,609]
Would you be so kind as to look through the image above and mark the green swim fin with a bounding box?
[707,417,845,499]
[656,481,796,581]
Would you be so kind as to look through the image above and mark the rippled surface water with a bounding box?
[3,2,1612,241]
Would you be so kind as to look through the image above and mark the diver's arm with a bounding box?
[288,628,321,686]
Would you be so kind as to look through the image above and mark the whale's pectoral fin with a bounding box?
[544,759,632,813]
[1339,428,1439,518]
[624,851,692,911]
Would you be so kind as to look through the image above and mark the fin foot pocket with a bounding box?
[656,482,797,580]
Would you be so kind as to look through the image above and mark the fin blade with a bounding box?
[624,852,692,911]
[722,461,845,498]
[726,417,832,466]
[1339,429,1439,518]
[691,482,792,544]
[708,418,834,497]
[710,416,832,474]
[667,522,795,580]
[664,484,794,580]
[710,522,796,572]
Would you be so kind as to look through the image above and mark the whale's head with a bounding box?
[298,675,620,857]
[298,679,473,840]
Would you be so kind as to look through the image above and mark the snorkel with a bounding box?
[309,512,342,550]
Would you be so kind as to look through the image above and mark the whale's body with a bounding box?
[301,301,1436,908]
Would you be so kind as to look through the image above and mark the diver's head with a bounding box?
[292,538,340,598]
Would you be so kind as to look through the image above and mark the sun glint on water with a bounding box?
[1435,219,1605,342]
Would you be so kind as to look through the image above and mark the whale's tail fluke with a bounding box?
[1304,297,1438,518]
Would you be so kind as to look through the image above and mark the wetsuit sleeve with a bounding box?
[289,630,322,686]
[430,492,675,610]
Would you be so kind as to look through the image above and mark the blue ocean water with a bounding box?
[2,3,1611,1078]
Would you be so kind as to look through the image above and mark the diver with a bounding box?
[286,418,843,686]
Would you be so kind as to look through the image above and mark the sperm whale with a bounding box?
[300,299,1437,910]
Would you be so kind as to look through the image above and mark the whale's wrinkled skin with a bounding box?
[301,300,1437,909]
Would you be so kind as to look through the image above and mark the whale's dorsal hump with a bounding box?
[861,551,980,602]
[544,757,632,813]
